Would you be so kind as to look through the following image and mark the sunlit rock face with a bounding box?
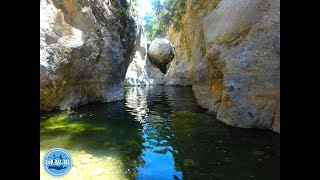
[165,0,280,133]
[200,0,280,133]
[162,0,221,86]
[125,33,164,86]
[40,0,140,111]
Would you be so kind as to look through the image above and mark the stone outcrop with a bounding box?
[148,38,175,73]
[40,0,139,111]
[164,0,280,133]
[162,0,220,86]
[125,32,164,86]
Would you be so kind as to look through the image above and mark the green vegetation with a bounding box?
[144,0,186,40]
[40,112,110,134]
[131,0,138,6]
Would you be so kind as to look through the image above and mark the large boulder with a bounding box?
[148,38,174,73]
[125,33,164,86]
[40,0,139,111]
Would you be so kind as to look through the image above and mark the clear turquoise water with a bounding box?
[40,86,280,180]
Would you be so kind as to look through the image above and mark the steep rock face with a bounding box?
[164,0,220,86]
[166,0,280,133]
[125,32,164,86]
[40,0,139,111]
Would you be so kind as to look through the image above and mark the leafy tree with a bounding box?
[143,0,187,40]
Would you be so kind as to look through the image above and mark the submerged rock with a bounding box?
[183,159,196,167]
[89,168,104,176]
[253,150,265,156]
[80,157,90,164]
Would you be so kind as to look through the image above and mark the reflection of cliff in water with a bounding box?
[40,86,279,179]
[169,112,280,180]
[124,86,203,179]
[146,86,201,114]
[124,86,280,180]
[125,86,200,120]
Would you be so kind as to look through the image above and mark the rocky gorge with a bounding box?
[126,0,280,133]
[40,0,280,133]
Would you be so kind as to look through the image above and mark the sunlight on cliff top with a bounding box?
[136,0,152,25]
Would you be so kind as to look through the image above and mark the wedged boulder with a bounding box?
[125,33,164,86]
[148,38,174,73]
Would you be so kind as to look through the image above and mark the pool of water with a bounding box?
[40,86,280,180]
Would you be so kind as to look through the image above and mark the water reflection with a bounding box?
[125,86,182,179]
[40,102,144,180]
[124,86,279,180]
[40,86,280,180]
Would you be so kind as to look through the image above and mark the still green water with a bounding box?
[40,86,280,180]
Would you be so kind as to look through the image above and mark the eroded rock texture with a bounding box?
[148,38,175,73]
[166,0,280,132]
[40,0,139,111]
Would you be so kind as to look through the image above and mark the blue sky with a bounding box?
[136,0,153,19]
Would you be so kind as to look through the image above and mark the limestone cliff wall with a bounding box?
[163,0,220,86]
[165,0,280,133]
[40,0,140,111]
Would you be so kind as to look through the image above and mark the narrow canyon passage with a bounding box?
[40,0,279,179]
[40,86,279,180]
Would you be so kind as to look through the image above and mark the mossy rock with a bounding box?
[183,159,196,167]
[171,111,213,130]
[253,150,265,156]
